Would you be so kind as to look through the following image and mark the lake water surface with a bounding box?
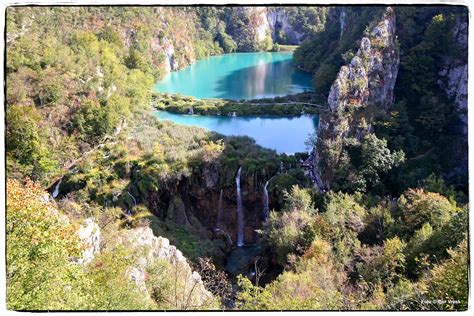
[155,111,318,154]
[155,52,313,100]
[154,52,317,153]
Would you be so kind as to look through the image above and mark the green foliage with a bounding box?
[262,186,316,266]
[263,210,314,266]
[71,99,115,142]
[6,105,59,183]
[5,6,469,311]
[375,8,468,194]
[146,215,224,263]
[235,275,273,310]
[421,239,468,310]
[83,248,154,310]
[282,185,316,214]
[359,237,407,286]
[216,31,237,53]
[353,134,405,192]
[236,240,344,310]
[6,180,83,310]
[322,191,365,265]
[396,189,458,235]
[152,92,323,117]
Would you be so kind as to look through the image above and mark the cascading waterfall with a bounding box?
[216,189,224,229]
[52,178,63,198]
[263,180,270,221]
[214,228,233,247]
[127,191,137,207]
[236,167,244,247]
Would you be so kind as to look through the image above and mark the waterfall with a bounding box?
[339,10,346,38]
[214,228,233,247]
[52,178,62,199]
[216,189,224,229]
[127,191,137,207]
[236,167,244,247]
[263,180,270,221]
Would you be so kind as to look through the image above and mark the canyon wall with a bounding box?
[438,15,468,135]
[313,7,400,189]
[136,166,274,249]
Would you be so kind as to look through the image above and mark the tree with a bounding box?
[283,185,316,214]
[197,257,233,307]
[355,134,405,192]
[323,191,366,265]
[396,188,458,235]
[145,258,218,310]
[236,245,344,310]
[263,209,314,266]
[359,237,406,287]
[71,98,113,142]
[421,239,468,310]
[6,179,84,310]
[262,186,316,266]
[6,105,58,182]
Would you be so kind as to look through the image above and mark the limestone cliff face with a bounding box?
[438,16,468,135]
[75,220,214,308]
[314,7,400,189]
[143,166,271,248]
[252,7,272,43]
[266,8,304,44]
[123,227,215,308]
[76,218,101,265]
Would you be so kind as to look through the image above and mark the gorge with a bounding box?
[5,4,469,311]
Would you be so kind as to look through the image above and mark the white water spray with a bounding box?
[216,189,224,229]
[52,178,62,199]
[263,180,270,221]
[236,167,244,247]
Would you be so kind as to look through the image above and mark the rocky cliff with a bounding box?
[137,165,274,250]
[123,227,215,308]
[438,15,468,135]
[74,217,214,308]
[313,7,400,189]
[267,8,304,44]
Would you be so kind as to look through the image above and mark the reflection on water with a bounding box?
[155,52,313,100]
[155,110,319,154]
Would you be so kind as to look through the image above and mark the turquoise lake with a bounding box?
[155,52,314,100]
[155,111,318,154]
[154,52,318,153]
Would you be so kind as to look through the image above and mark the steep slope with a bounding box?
[313,7,401,190]
[293,6,386,97]
[6,179,217,310]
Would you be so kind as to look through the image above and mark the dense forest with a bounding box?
[5,5,469,311]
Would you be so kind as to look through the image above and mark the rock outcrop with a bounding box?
[123,227,215,308]
[73,218,215,308]
[438,16,468,135]
[143,166,274,248]
[267,8,304,44]
[313,7,400,190]
[77,218,101,265]
[160,39,179,72]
